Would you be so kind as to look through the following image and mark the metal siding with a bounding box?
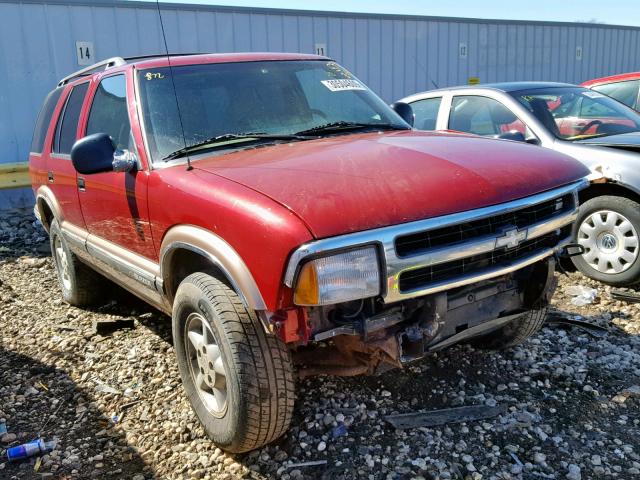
[3,0,640,209]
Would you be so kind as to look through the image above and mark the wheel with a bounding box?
[49,219,105,306]
[471,308,547,350]
[172,272,295,453]
[572,196,640,286]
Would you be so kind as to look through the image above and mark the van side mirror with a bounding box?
[71,133,137,174]
[390,101,414,127]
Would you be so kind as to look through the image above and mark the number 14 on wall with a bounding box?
[76,41,94,66]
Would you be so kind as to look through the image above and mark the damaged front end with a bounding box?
[278,180,586,378]
[294,258,556,378]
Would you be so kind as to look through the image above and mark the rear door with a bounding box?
[76,71,156,260]
[46,81,90,228]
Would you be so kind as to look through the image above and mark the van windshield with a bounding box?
[137,60,408,163]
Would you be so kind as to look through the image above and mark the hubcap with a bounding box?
[54,236,72,290]
[578,209,639,274]
[184,312,227,416]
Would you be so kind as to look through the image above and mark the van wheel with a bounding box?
[172,273,295,453]
[49,219,105,306]
[572,196,640,286]
[471,308,547,350]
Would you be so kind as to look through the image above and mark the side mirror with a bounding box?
[495,131,526,142]
[390,101,414,127]
[71,133,137,174]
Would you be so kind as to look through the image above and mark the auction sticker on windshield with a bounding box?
[321,79,366,91]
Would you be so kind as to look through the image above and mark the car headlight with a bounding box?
[293,247,381,306]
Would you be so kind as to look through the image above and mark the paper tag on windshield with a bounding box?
[583,91,605,98]
[321,79,366,91]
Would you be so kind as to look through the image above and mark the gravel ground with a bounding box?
[1,210,639,480]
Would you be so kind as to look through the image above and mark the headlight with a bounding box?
[293,247,380,306]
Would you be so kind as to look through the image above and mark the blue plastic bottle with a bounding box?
[6,439,55,461]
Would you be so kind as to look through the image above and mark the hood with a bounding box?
[193,131,588,239]
[576,131,640,151]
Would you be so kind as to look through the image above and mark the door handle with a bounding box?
[77,177,85,191]
[47,171,54,183]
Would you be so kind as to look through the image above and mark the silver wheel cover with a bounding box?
[578,209,639,274]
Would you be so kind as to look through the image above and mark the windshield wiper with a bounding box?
[163,132,311,161]
[295,121,409,136]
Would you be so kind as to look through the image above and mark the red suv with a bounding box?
[30,53,588,452]
[582,72,640,111]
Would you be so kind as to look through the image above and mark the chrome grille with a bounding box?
[398,225,571,292]
[395,194,573,257]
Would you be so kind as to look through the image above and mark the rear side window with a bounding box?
[30,88,63,153]
[410,97,442,130]
[53,82,89,155]
[592,80,640,109]
[86,75,132,150]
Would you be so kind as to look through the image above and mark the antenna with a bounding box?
[155,0,192,170]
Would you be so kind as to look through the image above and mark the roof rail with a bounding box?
[57,57,126,87]
[123,52,206,62]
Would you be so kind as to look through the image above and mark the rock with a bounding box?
[534,453,546,465]
[566,464,582,480]
[1,433,16,443]
[317,441,327,452]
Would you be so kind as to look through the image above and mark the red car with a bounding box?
[30,53,587,452]
[582,72,640,111]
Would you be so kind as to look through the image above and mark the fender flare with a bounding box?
[34,185,63,231]
[159,225,267,311]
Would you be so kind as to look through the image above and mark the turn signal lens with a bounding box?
[293,247,380,306]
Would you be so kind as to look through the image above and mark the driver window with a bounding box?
[86,75,133,150]
[411,97,441,130]
[449,96,527,136]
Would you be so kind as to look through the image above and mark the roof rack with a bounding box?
[57,57,126,87]
[56,53,207,87]
[123,52,205,62]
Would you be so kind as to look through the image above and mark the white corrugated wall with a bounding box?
[1,0,640,207]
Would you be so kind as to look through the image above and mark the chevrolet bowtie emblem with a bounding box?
[495,227,527,249]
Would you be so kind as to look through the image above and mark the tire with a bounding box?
[571,196,640,286]
[471,308,547,350]
[49,219,105,306]
[172,272,295,453]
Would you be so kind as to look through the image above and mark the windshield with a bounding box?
[512,87,640,141]
[137,60,408,162]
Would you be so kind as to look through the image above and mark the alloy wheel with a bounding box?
[54,236,72,290]
[184,312,228,417]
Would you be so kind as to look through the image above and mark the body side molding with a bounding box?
[160,225,267,311]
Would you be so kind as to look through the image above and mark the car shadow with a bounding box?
[0,348,152,479]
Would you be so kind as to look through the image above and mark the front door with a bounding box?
[76,72,156,261]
